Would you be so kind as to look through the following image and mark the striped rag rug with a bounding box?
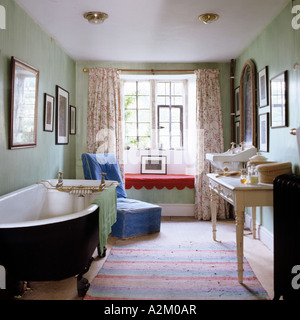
[84,241,269,300]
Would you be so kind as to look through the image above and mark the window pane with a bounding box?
[159,107,169,122]
[159,122,169,136]
[138,81,150,95]
[126,136,138,149]
[138,96,150,109]
[138,109,151,122]
[157,96,167,105]
[126,123,137,136]
[139,136,151,149]
[171,96,183,105]
[138,123,150,136]
[172,82,183,95]
[125,95,136,109]
[159,136,170,149]
[171,123,181,135]
[125,109,136,122]
[171,108,181,122]
[124,82,136,94]
[157,82,169,96]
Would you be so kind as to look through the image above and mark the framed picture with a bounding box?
[70,105,76,135]
[259,113,269,152]
[258,67,269,107]
[55,85,69,145]
[9,57,39,149]
[235,121,240,145]
[234,87,240,116]
[141,155,167,175]
[44,93,54,132]
[270,70,288,128]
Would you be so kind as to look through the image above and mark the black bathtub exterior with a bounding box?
[0,208,100,283]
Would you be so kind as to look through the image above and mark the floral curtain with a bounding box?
[194,69,229,220]
[87,68,124,180]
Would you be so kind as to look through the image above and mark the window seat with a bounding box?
[125,174,195,190]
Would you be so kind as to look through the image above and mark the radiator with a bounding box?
[273,174,300,300]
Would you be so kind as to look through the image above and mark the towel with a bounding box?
[92,185,117,255]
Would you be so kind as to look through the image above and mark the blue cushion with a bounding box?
[81,153,127,198]
[110,198,162,239]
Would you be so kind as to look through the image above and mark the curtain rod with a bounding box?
[82,68,220,73]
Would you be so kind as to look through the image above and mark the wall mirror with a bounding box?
[239,59,257,146]
[9,57,39,149]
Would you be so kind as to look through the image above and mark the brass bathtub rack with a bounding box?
[36,180,119,195]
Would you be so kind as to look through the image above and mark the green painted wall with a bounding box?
[75,61,231,178]
[0,0,76,196]
[235,1,300,233]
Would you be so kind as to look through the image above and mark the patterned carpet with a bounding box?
[84,240,269,300]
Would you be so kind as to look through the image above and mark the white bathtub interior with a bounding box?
[0,179,115,227]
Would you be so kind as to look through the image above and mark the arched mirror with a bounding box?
[239,60,257,146]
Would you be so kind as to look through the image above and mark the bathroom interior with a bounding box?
[1,0,300,300]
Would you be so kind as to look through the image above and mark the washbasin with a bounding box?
[206,145,257,170]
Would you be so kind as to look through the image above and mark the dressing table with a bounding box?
[207,173,273,283]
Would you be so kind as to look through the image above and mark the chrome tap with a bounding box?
[56,171,64,188]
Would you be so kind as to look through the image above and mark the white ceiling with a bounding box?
[15,0,290,63]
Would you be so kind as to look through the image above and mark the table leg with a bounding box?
[210,189,217,241]
[251,207,256,239]
[236,209,244,284]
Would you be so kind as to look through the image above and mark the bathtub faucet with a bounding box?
[56,171,64,188]
[100,172,106,188]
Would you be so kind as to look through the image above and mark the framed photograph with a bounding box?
[44,93,54,132]
[258,67,269,107]
[9,57,39,149]
[234,87,240,116]
[235,121,240,145]
[141,155,167,175]
[270,70,288,128]
[55,85,69,144]
[259,113,269,152]
[70,105,76,135]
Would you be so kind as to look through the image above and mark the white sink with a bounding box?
[206,146,257,170]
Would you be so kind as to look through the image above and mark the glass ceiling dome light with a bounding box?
[83,11,109,24]
[199,13,219,24]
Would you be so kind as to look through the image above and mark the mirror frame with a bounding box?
[239,59,257,147]
[9,57,39,149]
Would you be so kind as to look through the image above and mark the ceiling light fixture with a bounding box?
[83,11,109,24]
[199,13,219,24]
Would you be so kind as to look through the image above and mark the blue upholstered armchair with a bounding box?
[81,153,162,238]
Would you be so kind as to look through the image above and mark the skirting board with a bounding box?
[244,214,274,252]
[157,203,195,217]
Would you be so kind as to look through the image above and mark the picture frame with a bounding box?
[141,155,167,175]
[259,113,269,152]
[234,87,240,116]
[55,85,69,145]
[44,93,54,132]
[235,121,240,145]
[69,105,76,135]
[258,67,269,107]
[9,57,39,149]
[270,70,288,128]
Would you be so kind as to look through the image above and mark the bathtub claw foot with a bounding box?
[77,277,90,298]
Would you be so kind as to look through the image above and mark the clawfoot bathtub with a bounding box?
[0,179,115,297]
